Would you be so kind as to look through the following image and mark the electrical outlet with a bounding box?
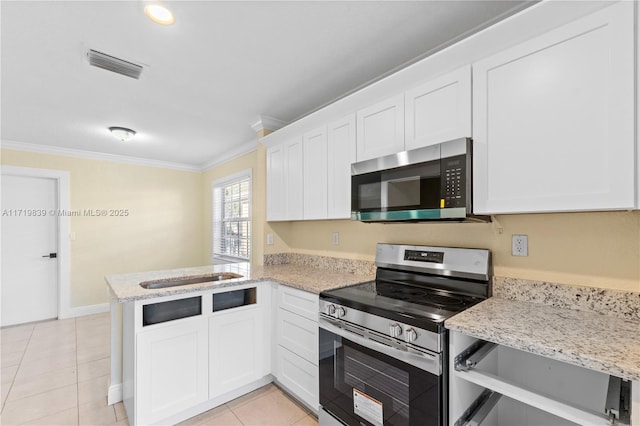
[332,232,340,245]
[266,233,274,245]
[512,234,528,256]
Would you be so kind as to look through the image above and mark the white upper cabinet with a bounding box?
[356,94,405,161]
[266,144,285,221]
[473,2,635,214]
[303,127,328,220]
[285,138,304,220]
[266,138,304,221]
[327,114,356,219]
[405,66,471,150]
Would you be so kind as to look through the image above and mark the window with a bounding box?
[212,171,251,261]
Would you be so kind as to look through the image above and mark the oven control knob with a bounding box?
[336,306,346,318]
[405,328,418,343]
[389,323,402,338]
[326,304,336,316]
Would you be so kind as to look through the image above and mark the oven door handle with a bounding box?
[319,317,442,376]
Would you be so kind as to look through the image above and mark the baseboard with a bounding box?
[62,303,110,319]
[108,383,123,405]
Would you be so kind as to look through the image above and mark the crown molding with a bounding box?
[1,140,202,172]
[250,115,288,133]
[200,138,257,171]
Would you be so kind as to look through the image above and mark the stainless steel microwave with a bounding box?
[351,137,486,222]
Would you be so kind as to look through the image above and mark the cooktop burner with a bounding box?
[374,281,476,309]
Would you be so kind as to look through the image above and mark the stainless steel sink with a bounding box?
[139,272,243,289]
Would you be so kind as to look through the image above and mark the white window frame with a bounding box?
[212,169,252,262]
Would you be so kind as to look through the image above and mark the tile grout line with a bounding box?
[1,325,35,414]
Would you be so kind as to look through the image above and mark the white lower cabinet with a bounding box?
[276,346,319,411]
[274,285,319,412]
[209,305,267,398]
[123,283,271,425]
[450,331,632,426]
[136,317,209,426]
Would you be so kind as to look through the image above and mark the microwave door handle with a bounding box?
[319,317,441,375]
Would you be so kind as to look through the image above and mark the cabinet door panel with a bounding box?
[277,346,319,411]
[266,145,285,221]
[278,285,318,321]
[356,94,405,161]
[277,308,318,365]
[473,2,634,214]
[136,319,208,425]
[286,138,304,220]
[303,127,328,220]
[209,307,265,398]
[327,114,356,219]
[405,65,471,150]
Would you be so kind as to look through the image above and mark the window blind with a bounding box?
[212,174,251,260]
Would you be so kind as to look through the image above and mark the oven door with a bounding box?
[319,317,445,426]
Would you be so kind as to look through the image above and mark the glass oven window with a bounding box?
[320,328,442,426]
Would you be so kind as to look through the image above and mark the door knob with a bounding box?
[42,253,57,259]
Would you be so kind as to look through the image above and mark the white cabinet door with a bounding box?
[267,138,304,221]
[209,306,266,398]
[136,318,208,425]
[405,65,471,150]
[356,94,405,161]
[473,2,634,214]
[277,308,318,365]
[303,127,328,220]
[277,285,319,321]
[266,144,285,221]
[327,114,356,219]
[277,346,319,411]
[285,138,304,221]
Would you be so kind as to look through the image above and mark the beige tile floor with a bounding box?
[0,313,317,426]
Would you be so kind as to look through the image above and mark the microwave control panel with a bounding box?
[441,155,466,208]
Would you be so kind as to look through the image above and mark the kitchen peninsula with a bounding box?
[105,259,374,425]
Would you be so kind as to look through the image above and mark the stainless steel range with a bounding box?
[318,243,491,426]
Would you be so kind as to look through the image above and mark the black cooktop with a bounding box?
[320,279,486,333]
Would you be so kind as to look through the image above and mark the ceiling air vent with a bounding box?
[87,49,143,79]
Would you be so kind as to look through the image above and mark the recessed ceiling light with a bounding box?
[144,4,174,25]
[109,127,136,142]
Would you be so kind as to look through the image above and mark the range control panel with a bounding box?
[441,154,467,208]
[404,250,444,264]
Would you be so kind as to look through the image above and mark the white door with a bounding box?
[1,175,58,326]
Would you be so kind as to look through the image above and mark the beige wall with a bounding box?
[1,149,204,307]
[4,142,638,310]
[265,211,640,292]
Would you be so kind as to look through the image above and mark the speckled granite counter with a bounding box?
[445,296,640,382]
[106,262,374,302]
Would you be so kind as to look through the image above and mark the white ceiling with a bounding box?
[1,1,533,169]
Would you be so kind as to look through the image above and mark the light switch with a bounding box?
[266,233,274,245]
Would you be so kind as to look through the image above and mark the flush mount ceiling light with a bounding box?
[109,127,136,142]
[144,4,175,25]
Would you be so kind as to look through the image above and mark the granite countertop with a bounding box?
[445,297,640,382]
[106,262,375,302]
